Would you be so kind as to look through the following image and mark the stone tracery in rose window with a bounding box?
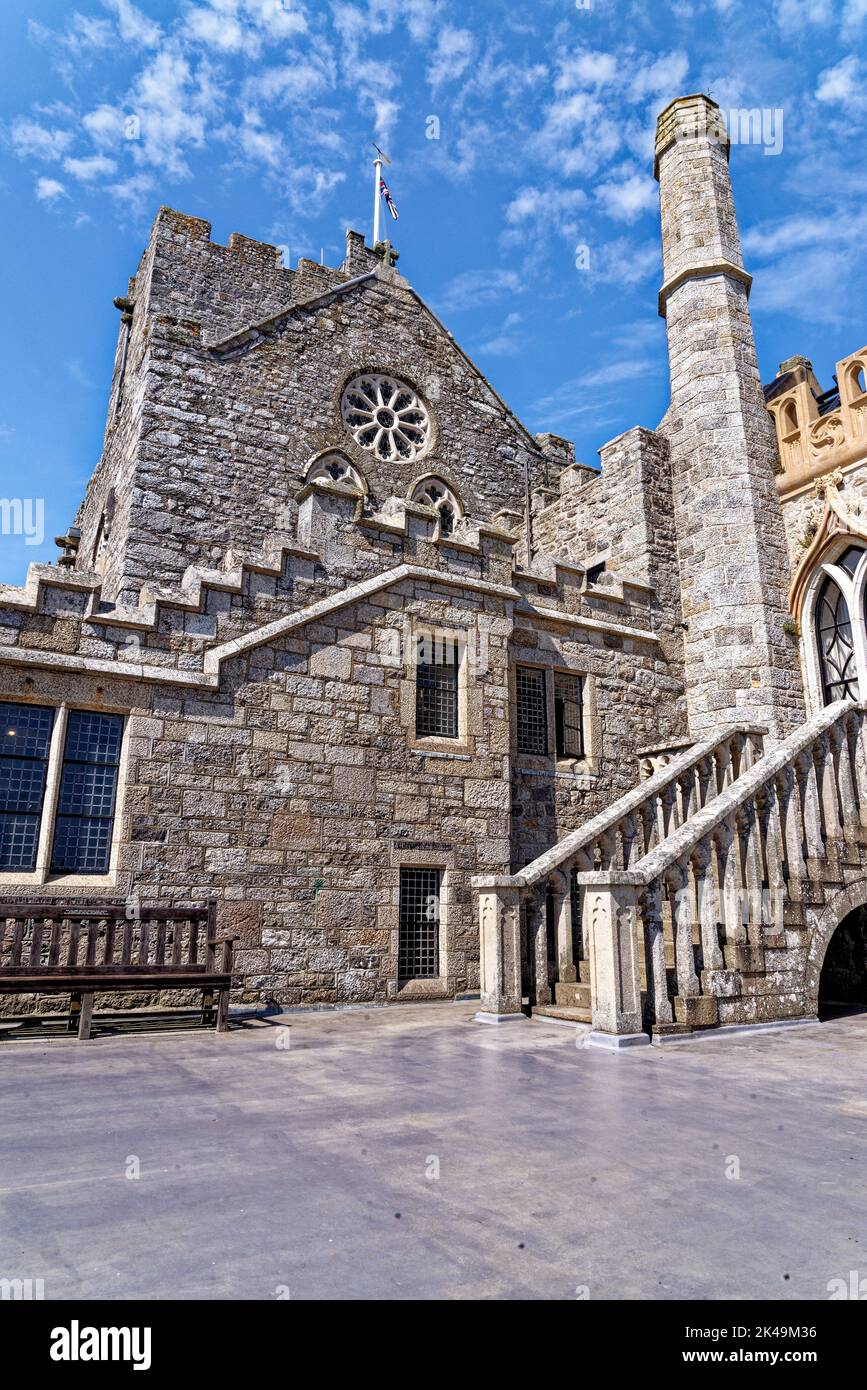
[341,374,431,463]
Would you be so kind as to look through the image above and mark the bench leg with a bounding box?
[77,993,94,1041]
[68,992,82,1034]
[215,987,230,1033]
[200,988,214,1026]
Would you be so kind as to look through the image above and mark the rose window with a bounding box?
[341,374,431,462]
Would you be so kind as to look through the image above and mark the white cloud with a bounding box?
[126,43,212,177]
[595,168,657,223]
[435,267,524,315]
[428,26,475,90]
[554,49,619,93]
[628,50,690,103]
[843,0,867,25]
[82,104,127,146]
[773,0,833,30]
[103,0,163,48]
[10,118,73,162]
[35,177,67,203]
[64,154,119,181]
[816,55,866,112]
[475,311,524,357]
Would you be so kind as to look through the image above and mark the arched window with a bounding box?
[409,477,463,537]
[816,574,857,702]
[811,544,867,705]
[304,451,365,495]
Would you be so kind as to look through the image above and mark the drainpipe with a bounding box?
[112,295,135,423]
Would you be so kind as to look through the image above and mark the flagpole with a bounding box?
[373,154,382,246]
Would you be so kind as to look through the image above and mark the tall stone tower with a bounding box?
[654,94,803,739]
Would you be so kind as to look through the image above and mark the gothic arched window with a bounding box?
[811,544,867,706]
[304,451,365,495]
[409,477,463,536]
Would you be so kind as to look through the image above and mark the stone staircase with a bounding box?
[474,700,867,1046]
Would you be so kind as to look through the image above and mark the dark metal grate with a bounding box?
[0,703,54,872]
[516,666,548,756]
[398,867,441,979]
[554,671,584,758]
[51,710,124,875]
[415,634,459,738]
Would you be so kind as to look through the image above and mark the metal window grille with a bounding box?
[415,634,459,738]
[50,710,124,874]
[398,867,441,979]
[516,666,548,755]
[570,866,583,962]
[554,672,584,758]
[0,702,54,872]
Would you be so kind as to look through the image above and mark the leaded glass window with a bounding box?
[398,867,440,978]
[50,710,124,874]
[554,672,584,758]
[415,633,459,739]
[516,667,548,756]
[816,574,858,703]
[0,703,54,872]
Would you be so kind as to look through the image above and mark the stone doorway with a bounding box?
[818,905,867,1018]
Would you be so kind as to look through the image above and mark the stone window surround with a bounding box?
[0,698,129,889]
[801,539,867,715]
[387,845,455,1000]
[509,659,598,775]
[402,621,472,756]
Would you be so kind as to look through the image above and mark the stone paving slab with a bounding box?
[1,1003,866,1300]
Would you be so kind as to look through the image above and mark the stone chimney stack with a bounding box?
[654,94,802,738]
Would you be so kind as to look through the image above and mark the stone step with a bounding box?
[554,980,591,1008]
[532,1003,592,1024]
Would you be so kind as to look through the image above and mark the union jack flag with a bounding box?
[379,177,399,221]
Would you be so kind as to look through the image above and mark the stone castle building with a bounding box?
[3,93,867,1044]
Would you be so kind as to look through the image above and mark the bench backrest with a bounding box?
[0,900,217,975]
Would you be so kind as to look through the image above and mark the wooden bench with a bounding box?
[0,899,236,1039]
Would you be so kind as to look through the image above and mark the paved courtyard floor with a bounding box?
[1,1003,866,1300]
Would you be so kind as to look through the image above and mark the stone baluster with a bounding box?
[640,879,673,1025]
[694,841,724,971]
[719,816,745,946]
[760,783,786,934]
[679,768,698,823]
[730,733,746,783]
[696,755,714,811]
[740,801,765,936]
[622,812,641,869]
[550,870,576,984]
[668,862,700,997]
[715,739,733,793]
[780,764,807,881]
[527,888,551,1006]
[641,800,658,857]
[849,710,867,828]
[835,718,859,839]
[798,748,825,860]
[816,733,843,842]
[658,784,678,840]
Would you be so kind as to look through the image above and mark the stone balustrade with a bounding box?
[475,702,867,1046]
[472,722,768,1029]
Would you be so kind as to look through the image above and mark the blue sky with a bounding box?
[0,0,865,583]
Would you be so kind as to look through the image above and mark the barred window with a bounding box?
[50,711,124,875]
[516,666,548,756]
[554,672,584,758]
[415,633,459,739]
[399,867,441,979]
[0,703,54,872]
